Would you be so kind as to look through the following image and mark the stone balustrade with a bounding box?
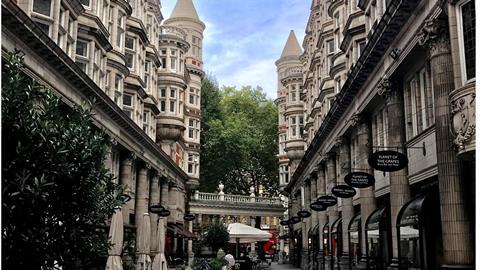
[159,25,187,40]
[192,192,283,206]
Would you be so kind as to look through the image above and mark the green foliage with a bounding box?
[208,258,228,270]
[2,51,124,268]
[200,76,279,195]
[203,222,230,253]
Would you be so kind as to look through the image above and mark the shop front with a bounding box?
[397,193,442,270]
[349,214,361,269]
[311,225,320,270]
[331,218,342,269]
[323,223,330,269]
[365,207,391,270]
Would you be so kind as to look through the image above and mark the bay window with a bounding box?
[32,0,53,35]
[187,153,199,175]
[404,67,434,140]
[170,87,177,113]
[122,93,134,118]
[159,88,166,112]
[116,12,125,49]
[75,39,90,73]
[170,49,177,71]
[125,36,135,70]
[457,0,475,83]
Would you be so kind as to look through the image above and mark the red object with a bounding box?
[263,231,278,254]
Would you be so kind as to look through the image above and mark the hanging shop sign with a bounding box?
[345,172,375,188]
[184,213,196,221]
[158,209,171,217]
[331,185,357,198]
[368,150,408,172]
[290,216,301,224]
[297,210,312,218]
[317,195,337,207]
[310,201,327,211]
[149,204,165,214]
[280,220,290,226]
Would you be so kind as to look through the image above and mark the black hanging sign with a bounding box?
[158,209,171,217]
[317,195,337,207]
[290,216,301,224]
[297,210,311,218]
[280,220,290,226]
[310,201,327,212]
[184,213,195,221]
[368,150,408,172]
[149,204,165,214]
[345,172,375,188]
[331,185,357,198]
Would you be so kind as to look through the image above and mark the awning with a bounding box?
[322,223,329,234]
[331,218,342,234]
[227,223,272,243]
[366,206,387,231]
[397,194,429,226]
[167,223,197,239]
[312,224,319,235]
[348,214,361,232]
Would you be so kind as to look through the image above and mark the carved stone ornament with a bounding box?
[450,85,475,154]
[377,76,392,98]
[350,113,362,127]
[418,16,450,57]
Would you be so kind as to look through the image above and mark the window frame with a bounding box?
[456,0,476,84]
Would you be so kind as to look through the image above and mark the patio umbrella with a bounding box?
[227,223,272,258]
[136,213,152,270]
[152,218,167,270]
[106,208,123,270]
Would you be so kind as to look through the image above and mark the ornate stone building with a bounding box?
[2,0,205,268]
[276,0,475,269]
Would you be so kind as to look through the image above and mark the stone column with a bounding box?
[187,220,194,268]
[377,79,412,269]
[250,217,257,257]
[337,137,353,270]
[135,165,149,226]
[418,16,474,269]
[316,162,328,269]
[279,221,285,264]
[354,116,376,269]
[120,153,134,224]
[326,154,339,269]
[159,177,170,259]
[168,185,179,224]
[303,180,311,270]
[310,172,318,270]
[150,173,161,255]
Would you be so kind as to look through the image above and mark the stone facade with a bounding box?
[2,0,205,268]
[277,0,475,269]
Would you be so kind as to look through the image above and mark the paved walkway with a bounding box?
[270,262,301,270]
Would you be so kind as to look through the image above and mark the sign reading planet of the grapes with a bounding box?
[345,172,375,188]
[368,150,408,172]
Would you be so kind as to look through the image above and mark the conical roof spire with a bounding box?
[169,0,200,20]
[280,30,302,58]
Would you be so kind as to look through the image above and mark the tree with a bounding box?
[199,81,279,196]
[2,51,124,269]
[202,222,230,253]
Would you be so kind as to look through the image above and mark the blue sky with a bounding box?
[161,0,310,99]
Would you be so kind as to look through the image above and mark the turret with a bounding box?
[275,30,304,189]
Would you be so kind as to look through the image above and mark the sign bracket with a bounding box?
[371,142,426,156]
